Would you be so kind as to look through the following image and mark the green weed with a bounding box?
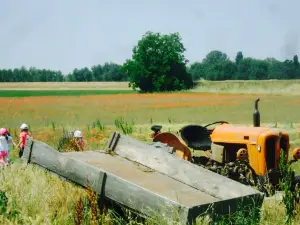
[51,121,56,131]
[0,191,8,214]
[279,150,298,224]
[114,117,134,135]
[96,119,104,131]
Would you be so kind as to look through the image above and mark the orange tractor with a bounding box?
[150,98,300,193]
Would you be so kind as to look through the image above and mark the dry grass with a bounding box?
[193,79,300,95]
[0,162,85,224]
[2,79,300,94]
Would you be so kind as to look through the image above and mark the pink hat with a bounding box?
[0,128,8,135]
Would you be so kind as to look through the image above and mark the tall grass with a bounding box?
[114,117,135,135]
[1,161,299,224]
[193,79,300,95]
[0,162,85,224]
[279,150,300,224]
[1,121,300,224]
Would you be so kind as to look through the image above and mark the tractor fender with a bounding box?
[153,132,192,161]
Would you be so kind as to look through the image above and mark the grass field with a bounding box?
[1,92,300,129]
[192,79,300,95]
[1,80,300,224]
[2,79,300,94]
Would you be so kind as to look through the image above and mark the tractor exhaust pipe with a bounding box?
[253,98,260,127]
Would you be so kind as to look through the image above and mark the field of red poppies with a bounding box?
[1,81,300,224]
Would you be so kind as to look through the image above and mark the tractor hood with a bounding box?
[210,124,286,144]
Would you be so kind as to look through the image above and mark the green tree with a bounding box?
[283,60,295,79]
[235,58,268,80]
[235,51,243,64]
[91,65,103,81]
[293,55,300,79]
[248,59,268,80]
[91,63,127,81]
[234,58,251,80]
[102,63,127,81]
[293,55,299,68]
[121,31,193,92]
[203,50,228,65]
[265,58,284,79]
[188,62,205,80]
[201,50,236,80]
[71,67,93,82]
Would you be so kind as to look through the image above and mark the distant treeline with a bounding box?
[0,63,128,82]
[1,51,300,82]
[188,51,300,81]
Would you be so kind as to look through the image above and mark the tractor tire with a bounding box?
[192,156,209,165]
[292,175,300,191]
[291,175,300,203]
[293,175,300,184]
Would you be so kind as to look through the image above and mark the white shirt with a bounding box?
[0,136,8,151]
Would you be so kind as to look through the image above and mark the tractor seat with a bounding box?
[151,125,162,133]
[179,125,212,150]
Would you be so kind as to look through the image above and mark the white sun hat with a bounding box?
[73,130,83,138]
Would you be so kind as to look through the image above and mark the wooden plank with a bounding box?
[62,151,221,206]
[21,135,264,224]
[63,151,264,222]
[107,132,264,201]
[22,137,106,191]
[20,136,211,224]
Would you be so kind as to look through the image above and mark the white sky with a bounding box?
[0,0,299,73]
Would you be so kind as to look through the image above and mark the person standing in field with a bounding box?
[16,123,31,158]
[0,128,9,167]
[73,130,85,151]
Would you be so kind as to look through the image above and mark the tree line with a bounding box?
[188,51,300,81]
[1,31,300,87]
[1,52,299,83]
[0,63,128,82]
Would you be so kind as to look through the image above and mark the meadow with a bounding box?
[2,79,300,94]
[1,80,300,224]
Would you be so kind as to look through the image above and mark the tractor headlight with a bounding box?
[257,144,261,152]
[293,147,300,160]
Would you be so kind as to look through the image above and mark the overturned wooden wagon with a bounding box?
[21,132,264,224]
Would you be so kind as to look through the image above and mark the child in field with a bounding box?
[73,130,85,151]
[16,123,31,158]
[0,128,9,167]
